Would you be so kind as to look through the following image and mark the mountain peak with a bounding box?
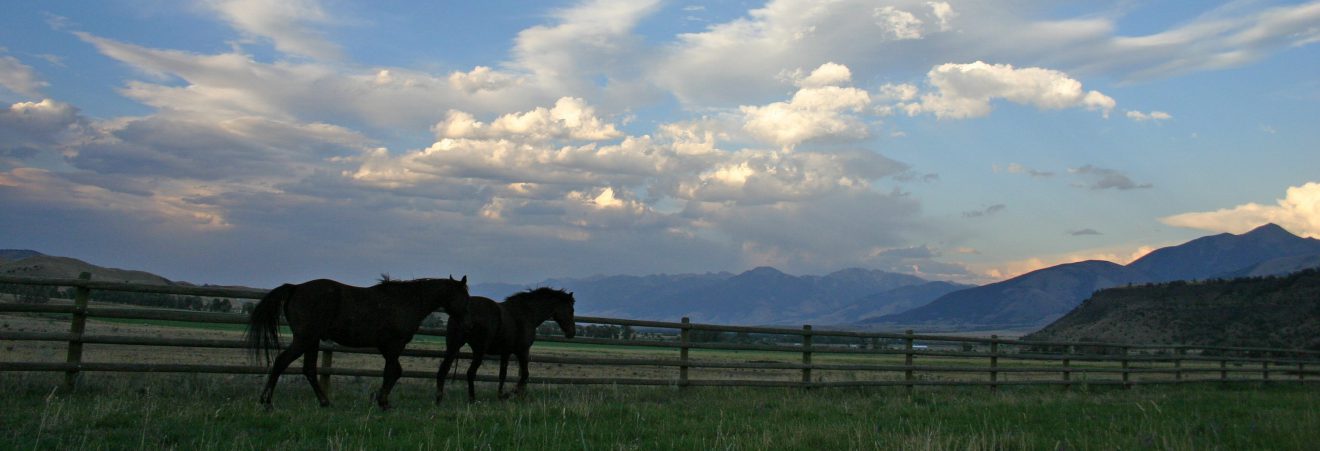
[740,266,788,278]
[1243,223,1294,238]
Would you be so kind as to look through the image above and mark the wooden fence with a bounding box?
[2,274,1318,392]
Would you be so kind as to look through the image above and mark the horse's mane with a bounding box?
[505,287,574,306]
[373,274,455,289]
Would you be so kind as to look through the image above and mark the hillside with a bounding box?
[0,254,174,285]
[1025,269,1320,350]
[864,223,1320,330]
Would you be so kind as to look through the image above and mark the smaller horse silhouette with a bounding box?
[245,276,469,410]
[436,287,575,403]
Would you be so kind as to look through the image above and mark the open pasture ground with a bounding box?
[3,312,1320,450]
[2,372,1318,450]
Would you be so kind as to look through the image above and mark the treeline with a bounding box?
[0,283,238,313]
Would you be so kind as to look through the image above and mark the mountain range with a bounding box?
[474,267,970,325]
[5,223,1319,330]
[869,224,1320,330]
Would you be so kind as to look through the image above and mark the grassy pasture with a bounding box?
[4,309,1320,449]
[2,372,1318,450]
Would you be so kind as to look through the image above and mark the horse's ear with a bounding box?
[461,275,467,285]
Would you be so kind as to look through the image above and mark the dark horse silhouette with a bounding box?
[244,276,469,410]
[436,287,575,403]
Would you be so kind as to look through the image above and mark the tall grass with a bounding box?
[2,372,1317,449]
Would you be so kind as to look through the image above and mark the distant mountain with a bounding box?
[866,223,1320,331]
[871,261,1150,330]
[1216,253,1320,279]
[475,266,935,325]
[1127,223,1320,282]
[0,249,44,264]
[0,253,174,285]
[836,281,971,325]
[1025,269,1320,350]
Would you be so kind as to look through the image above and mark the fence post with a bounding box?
[989,335,999,392]
[904,330,914,393]
[1174,347,1184,382]
[1121,346,1131,389]
[801,325,812,388]
[1300,362,1305,382]
[63,272,92,392]
[679,317,690,388]
[1220,358,1228,383]
[319,348,334,394]
[1062,345,1072,391]
[1262,360,1270,383]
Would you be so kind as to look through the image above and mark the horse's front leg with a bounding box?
[376,343,405,411]
[497,354,511,400]
[466,344,486,403]
[435,337,464,405]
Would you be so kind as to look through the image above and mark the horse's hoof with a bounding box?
[261,403,274,412]
[498,392,511,400]
[319,401,331,408]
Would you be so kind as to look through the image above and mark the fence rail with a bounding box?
[2,274,1318,393]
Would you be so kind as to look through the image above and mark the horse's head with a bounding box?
[552,290,576,339]
[443,275,471,319]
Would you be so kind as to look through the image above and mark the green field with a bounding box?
[2,372,1317,450]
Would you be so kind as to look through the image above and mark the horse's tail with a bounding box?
[245,283,294,365]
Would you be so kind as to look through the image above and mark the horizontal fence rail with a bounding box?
[2,274,1318,393]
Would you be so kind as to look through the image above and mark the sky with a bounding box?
[1,0,1319,288]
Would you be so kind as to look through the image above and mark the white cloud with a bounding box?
[740,63,871,149]
[874,6,924,41]
[926,2,956,32]
[434,97,623,142]
[206,0,343,60]
[447,66,523,93]
[899,61,1116,119]
[1161,182,1320,238]
[1125,110,1172,122]
[0,55,48,98]
[0,99,85,157]
[793,62,852,88]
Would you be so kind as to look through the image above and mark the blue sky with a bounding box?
[2,0,1318,287]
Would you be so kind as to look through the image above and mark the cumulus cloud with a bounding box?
[0,55,48,97]
[0,99,86,158]
[434,97,622,142]
[447,66,524,93]
[1161,182,1320,238]
[1068,165,1151,191]
[899,61,1116,119]
[206,0,343,60]
[1126,110,1172,122]
[874,6,925,40]
[741,63,872,149]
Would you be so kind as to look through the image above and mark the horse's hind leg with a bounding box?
[497,354,511,400]
[259,339,309,408]
[376,342,405,410]
[514,350,531,397]
[300,340,330,407]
